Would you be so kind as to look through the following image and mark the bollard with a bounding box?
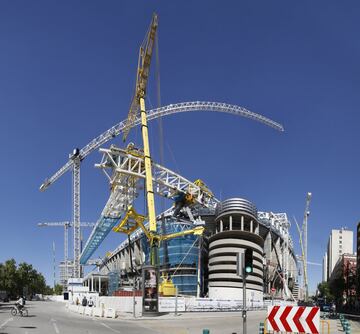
[202,330,210,334]
[258,322,264,334]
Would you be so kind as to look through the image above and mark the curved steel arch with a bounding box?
[40,101,284,190]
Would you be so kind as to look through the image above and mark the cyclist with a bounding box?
[15,296,25,312]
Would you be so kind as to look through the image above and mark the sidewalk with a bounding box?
[350,320,360,334]
[116,310,267,321]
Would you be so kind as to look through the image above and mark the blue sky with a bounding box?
[1,1,360,293]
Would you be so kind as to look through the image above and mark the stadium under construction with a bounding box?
[88,197,299,302]
[40,14,304,310]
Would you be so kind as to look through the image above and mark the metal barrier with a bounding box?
[264,317,268,334]
[258,322,264,334]
[262,318,330,334]
[320,320,330,334]
[339,314,351,334]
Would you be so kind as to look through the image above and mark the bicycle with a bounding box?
[10,306,28,317]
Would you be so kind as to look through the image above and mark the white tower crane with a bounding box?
[38,221,95,283]
[303,192,312,302]
[294,193,312,302]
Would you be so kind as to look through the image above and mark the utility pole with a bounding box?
[242,252,247,334]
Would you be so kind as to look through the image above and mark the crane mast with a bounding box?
[122,13,159,266]
[38,221,95,284]
[302,192,312,301]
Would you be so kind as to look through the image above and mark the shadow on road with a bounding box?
[20,326,37,329]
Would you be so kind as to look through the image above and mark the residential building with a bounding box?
[327,228,353,279]
[59,261,74,287]
[328,253,356,305]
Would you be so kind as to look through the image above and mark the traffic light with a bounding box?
[244,248,253,274]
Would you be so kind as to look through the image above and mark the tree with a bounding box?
[0,259,52,298]
[54,284,63,295]
[317,281,334,302]
[3,259,18,297]
[329,278,345,306]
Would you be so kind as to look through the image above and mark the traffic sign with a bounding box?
[267,306,320,334]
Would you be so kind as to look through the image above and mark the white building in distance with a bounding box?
[326,228,353,279]
[322,252,328,282]
[59,261,74,287]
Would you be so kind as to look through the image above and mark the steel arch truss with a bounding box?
[40,101,284,191]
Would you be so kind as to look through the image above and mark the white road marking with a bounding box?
[100,322,121,333]
[50,318,60,334]
[0,317,13,329]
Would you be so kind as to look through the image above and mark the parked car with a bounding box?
[321,304,331,312]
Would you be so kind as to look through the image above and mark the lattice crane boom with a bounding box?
[122,13,158,142]
[38,222,95,227]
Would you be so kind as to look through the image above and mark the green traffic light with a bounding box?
[245,266,252,273]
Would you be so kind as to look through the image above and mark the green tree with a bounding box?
[329,278,345,306]
[54,284,63,295]
[3,259,18,297]
[317,281,334,302]
[0,259,52,297]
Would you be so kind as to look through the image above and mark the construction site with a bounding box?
[39,13,312,313]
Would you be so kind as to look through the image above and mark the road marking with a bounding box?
[50,318,60,334]
[0,317,13,329]
[100,322,121,333]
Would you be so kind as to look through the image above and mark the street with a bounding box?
[0,301,268,334]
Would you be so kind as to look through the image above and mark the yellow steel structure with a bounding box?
[121,14,158,265]
[120,14,207,269]
[193,179,214,197]
[113,205,205,247]
[158,276,177,296]
[112,207,147,235]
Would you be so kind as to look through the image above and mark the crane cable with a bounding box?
[170,236,198,279]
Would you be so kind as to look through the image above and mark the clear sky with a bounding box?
[1,1,360,293]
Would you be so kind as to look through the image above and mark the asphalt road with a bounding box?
[0,301,268,334]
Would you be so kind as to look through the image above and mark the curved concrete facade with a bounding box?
[208,198,264,301]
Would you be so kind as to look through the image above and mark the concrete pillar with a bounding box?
[99,276,101,293]
[250,220,253,233]
[241,216,244,231]
[229,216,233,231]
[91,276,94,292]
[220,220,223,232]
